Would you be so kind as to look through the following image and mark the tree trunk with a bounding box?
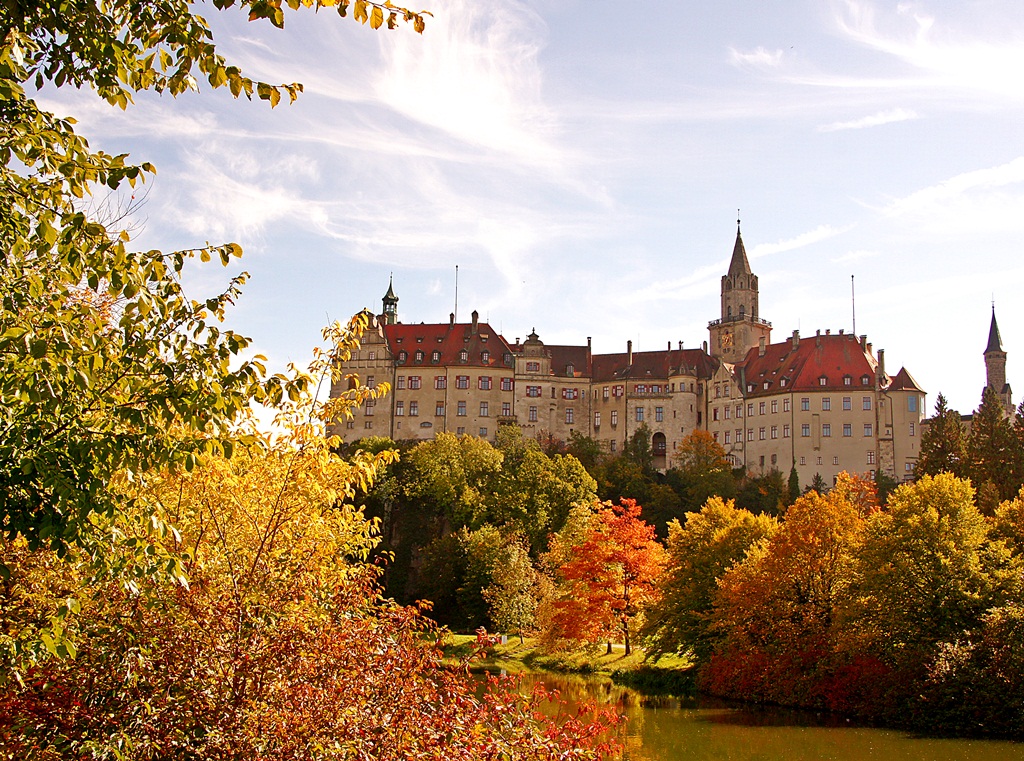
[606,641,613,655]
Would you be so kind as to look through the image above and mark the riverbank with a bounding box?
[442,634,696,695]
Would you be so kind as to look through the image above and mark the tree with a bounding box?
[546,500,666,655]
[621,424,655,477]
[855,473,1013,663]
[0,0,421,565]
[404,433,503,527]
[735,468,787,516]
[967,387,1017,509]
[787,466,801,506]
[642,497,776,661]
[483,534,541,643]
[916,393,967,479]
[808,472,828,494]
[669,430,736,509]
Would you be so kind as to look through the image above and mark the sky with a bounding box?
[40,0,1024,415]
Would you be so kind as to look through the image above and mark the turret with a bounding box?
[382,276,399,325]
[709,217,772,361]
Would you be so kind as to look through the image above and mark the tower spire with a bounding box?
[986,303,1003,354]
[382,274,399,325]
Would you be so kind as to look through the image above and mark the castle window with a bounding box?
[863,397,872,410]
[771,400,778,414]
[595,412,601,428]
[395,402,404,416]
[759,402,766,415]
[864,424,873,436]
[526,385,541,397]
[801,397,810,411]
[504,353,513,366]
[435,376,446,390]
[478,376,492,390]
[771,425,778,439]
[867,451,875,465]
[822,398,831,411]
[771,454,777,465]
[526,361,540,372]
[908,396,918,412]
[800,456,806,465]
[480,402,489,417]
[611,411,618,427]
[408,376,421,390]
[480,428,488,438]
[481,351,490,364]
[801,424,810,437]
[783,424,790,437]
[414,350,424,363]
[725,406,731,419]
[636,407,645,422]
[409,401,419,416]
[436,402,445,416]
[501,377,513,391]
[457,402,466,416]
[843,375,852,385]
[396,376,406,390]
[431,351,441,364]
[910,423,916,436]
[759,427,766,440]
[398,351,408,364]
[843,424,852,437]
[843,397,852,410]
[747,403,754,417]
[459,349,469,363]
[861,374,871,385]
[456,375,469,389]
[725,430,731,444]
[502,402,511,416]
[783,398,790,412]
[565,408,574,424]
[529,406,538,422]
[819,375,828,386]
[822,423,832,437]
[739,304,746,316]
[747,428,754,441]
[566,363,575,376]
[833,456,839,465]
[368,351,376,360]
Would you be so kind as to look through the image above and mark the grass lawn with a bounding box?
[441,634,694,694]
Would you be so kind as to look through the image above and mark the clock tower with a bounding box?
[709,219,772,362]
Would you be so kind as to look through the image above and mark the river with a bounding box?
[517,672,1024,761]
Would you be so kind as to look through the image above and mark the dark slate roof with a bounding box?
[383,277,397,301]
[547,345,591,378]
[735,333,880,397]
[728,226,752,277]
[383,321,513,369]
[888,367,925,392]
[591,348,717,383]
[986,309,1003,354]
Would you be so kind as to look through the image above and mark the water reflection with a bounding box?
[510,672,1024,761]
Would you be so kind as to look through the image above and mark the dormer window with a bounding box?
[481,350,490,364]
[414,350,424,364]
[459,349,469,363]
[819,375,828,386]
[780,378,788,387]
[504,352,513,367]
[398,350,408,364]
[763,381,769,390]
[431,350,441,364]
[843,375,852,386]
[861,374,871,385]
[566,363,574,376]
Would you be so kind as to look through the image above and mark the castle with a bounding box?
[333,224,937,486]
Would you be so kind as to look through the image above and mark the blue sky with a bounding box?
[41,0,1024,415]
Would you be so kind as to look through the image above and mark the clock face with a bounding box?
[720,331,734,348]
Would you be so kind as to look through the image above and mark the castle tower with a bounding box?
[382,276,399,325]
[984,306,1013,416]
[709,219,772,362]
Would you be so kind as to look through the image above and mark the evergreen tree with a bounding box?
[967,387,1017,505]
[808,472,828,494]
[787,466,801,507]
[916,393,967,479]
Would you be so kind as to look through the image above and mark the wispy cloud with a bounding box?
[729,46,785,69]
[749,224,853,259]
[882,157,1024,217]
[832,249,880,264]
[818,107,918,131]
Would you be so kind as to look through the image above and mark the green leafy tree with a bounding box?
[735,469,787,517]
[642,496,776,661]
[669,430,736,509]
[0,0,421,565]
[404,433,503,527]
[567,431,604,474]
[916,393,967,479]
[854,473,1014,662]
[483,534,541,643]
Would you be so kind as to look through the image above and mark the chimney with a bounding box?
[667,341,671,350]
[791,329,800,351]
[587,336,592,350]
[678,340,683,350]
[627,340,633,366]
[471,309,479,334]
[839,328,844,335]
[866,342,872,355]
[758,337,766,357]
[877,348,886,378]
[703,340,708,353]
[860,335,867,350]
[449,312,455,328]
[816,329,822,347]
[826,328,831,335]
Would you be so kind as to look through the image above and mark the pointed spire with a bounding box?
[728,215,752,277]
[985,305,1003,354]
[383,274,397,301]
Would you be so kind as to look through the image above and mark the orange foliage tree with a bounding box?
[546,500,666,655]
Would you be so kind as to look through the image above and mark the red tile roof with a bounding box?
[735,333,880,397]
[547,345,592,378]
[383,321,514,370]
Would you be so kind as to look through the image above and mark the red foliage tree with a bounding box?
[549,500,667,654]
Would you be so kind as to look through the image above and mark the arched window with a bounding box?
[739,304,746,316]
